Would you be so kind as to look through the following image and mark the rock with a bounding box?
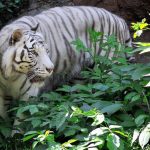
[73,0,150,24]
[20,0,74,16]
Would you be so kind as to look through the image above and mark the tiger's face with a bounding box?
[2,29,54,86]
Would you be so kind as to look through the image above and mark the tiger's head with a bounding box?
[1,25,54,86]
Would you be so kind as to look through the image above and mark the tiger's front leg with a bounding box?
[12,86,39,135]
[0,90,8,120]
[0,97,8,120]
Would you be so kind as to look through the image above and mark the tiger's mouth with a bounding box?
[29,76,45,83]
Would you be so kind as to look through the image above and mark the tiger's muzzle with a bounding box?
[27,68,53,84]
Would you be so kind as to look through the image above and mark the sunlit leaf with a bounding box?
[107,133,124,150]
[145,81,150,87]
[32,141,38,149]
[62,139,77,148]
[89,127,109,137]
[139,47,150,54]
[139,123,150,149]
[23,133,37,142]
[92,113,105,126]
[131,129,139,146]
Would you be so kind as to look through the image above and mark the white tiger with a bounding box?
[0,6,132,119]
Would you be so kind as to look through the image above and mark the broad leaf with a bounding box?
[89,127,109,137]
[92,113,105,126]
[101,104,123,115]
[131,129,139,146]
[107,133,124,150]
[135,114,149,127]
[139,123,150,149]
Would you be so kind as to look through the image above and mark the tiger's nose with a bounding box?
[46,67,53,73]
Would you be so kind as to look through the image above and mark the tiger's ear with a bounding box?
[9,29,23,46]
[31,23,39,32]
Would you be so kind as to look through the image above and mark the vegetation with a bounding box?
[0,0,28,28]
[0,20,150,149]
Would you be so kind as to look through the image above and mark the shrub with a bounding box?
[1,28,150,149]
[0,0,28,28]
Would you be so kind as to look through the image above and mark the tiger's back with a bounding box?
[12,6,131,76]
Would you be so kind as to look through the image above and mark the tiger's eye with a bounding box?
[31,51,38,56]
[39,41,43,44]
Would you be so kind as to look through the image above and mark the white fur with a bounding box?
[0,6,132,119]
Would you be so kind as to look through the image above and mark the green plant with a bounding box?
[129,19,150,149]
[0,0,27,28]
[131,18,150,59]
[1,29,150,149]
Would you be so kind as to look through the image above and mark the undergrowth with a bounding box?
[0,0,28,28]
[0,20,150,149]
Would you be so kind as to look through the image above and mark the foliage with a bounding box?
[1,28,150,149]
[0,0,28,28]
[131,19,150,87]
[130,19,150,149]
[131,18,149,39]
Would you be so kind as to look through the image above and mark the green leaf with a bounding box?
[23,133,37,142]
[73,84,92,92]
[109,125,122,130]
[47,143,62,150]
[135,114,149,127]
[120,121,135,127]
[57,85,73,93]
[140,47,150,54]
[24,131,39,136]
[31,119,41,128]
[107,133,124,150]
[82,109,97,117]
[0,2,5,9]
[132,46,150,54]
[17,105,39,116]
[29,105,39,115]
[69,116,79,123]
[93,83,109,91]
[64,129,76,137]
[92,101,113,110]
[46,134,55,143]
[32,141,39,149]
[16,106,31,117]
[116,58,127,64]
[71,38,91,52]
[56,111,69,130]
[62,139,77,148]
[114,131,128,138]
[131,129,139,146]
[124,92,137,101]
[131,95,141,102]
[131,70,143,80]
[145,81,150,87]
[71,106,82,116]
[92,113,105,126]
[89,127,109,137]
[101,104,123,115]
[139,123,150,149]
[37,103,49,110]
[0,125,11,138]
[40,92,61,101]
[7,8,13,12]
